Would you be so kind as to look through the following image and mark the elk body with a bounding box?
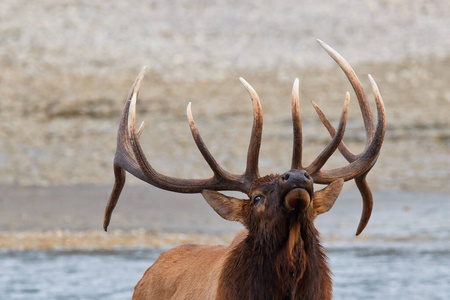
[104,40,386,300]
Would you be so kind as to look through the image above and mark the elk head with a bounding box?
[104,40,385,237]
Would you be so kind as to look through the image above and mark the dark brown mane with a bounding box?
[294,213,332,299]
[217,206,331,300]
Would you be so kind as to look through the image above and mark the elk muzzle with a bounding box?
[281,170,314,212]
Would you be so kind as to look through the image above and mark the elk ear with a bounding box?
[201,190,246,223]
[312,179,344,216]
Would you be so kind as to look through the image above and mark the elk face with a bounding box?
[201,169,344,235]
[247,170,314,226]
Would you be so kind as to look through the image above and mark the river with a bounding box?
[1,239,449,299]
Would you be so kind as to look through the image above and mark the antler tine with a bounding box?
[354,172,373,235]
[104,66,147,231]
[239,77,263,180]
[317,39,375,145]
[136,121,145,140]
[187,102,231,179]
[103,165,125,231]
[310,102,357,161]
[306,92,350,174]
[291,78,303,170]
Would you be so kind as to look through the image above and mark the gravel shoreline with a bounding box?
[0,230,236,251]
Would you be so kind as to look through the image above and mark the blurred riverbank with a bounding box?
[1,55,449,192]
[1,0,449,192]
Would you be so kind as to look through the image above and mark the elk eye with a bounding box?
[252,195,264,204]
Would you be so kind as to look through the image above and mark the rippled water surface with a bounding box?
[1,242,449,300]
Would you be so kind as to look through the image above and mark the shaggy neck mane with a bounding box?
[217,212,331,300]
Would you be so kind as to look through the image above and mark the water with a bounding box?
[0,249,160,300]
[328,242,450,300]
[1,242,449,299]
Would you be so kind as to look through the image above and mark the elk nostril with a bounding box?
[282,173,290,182]
[304,172,310,180]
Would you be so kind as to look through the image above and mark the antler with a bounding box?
[104,40,385,236]
[290,40,386,235]
[103,70,263,231]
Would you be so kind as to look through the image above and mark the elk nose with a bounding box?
[282,170,311,185]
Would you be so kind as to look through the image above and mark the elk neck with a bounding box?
[217,210,331,300]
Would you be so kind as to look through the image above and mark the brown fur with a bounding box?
[132,173,343,299]
[133,244,227,299]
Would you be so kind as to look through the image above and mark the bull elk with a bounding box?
[104,40,385,299]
